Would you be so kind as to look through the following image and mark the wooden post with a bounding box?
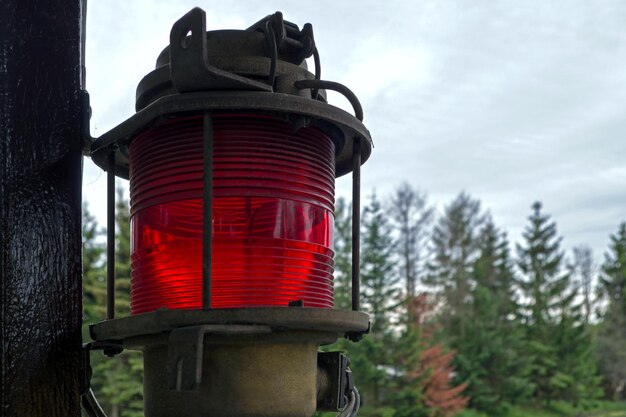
[0,1,84,416]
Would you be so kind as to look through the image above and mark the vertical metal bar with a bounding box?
[107,148,116,319]
[351,137,361,311]
[202,112,214,309]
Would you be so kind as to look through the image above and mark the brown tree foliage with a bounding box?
[408,294,469,417]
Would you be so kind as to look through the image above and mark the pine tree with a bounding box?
[453,219,532,412]
[83,202,107,325]
[392,323,429,417]
[403,294,468,417]
[425,192,484,336]
[516,202,599,406]
[334,197,353,310]
[598,222,626,314]
[597,222,626,400]
[597,303,626,400]
[351,191,400,407]
[361,191,400,335]
[84,187,144,417]
[388,183,433,303]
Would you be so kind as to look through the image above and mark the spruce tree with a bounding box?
[83,202,106,325]
[84,187,144,417]
[333,197,352,310]
[453,219,532,412]
[388,183,433,303]
[597,222,626,399]
[397,294,468,417]
[598,222,626,314]
[425,192,484,335]
[351,191,400,407]
[360,191,400,335]
[516,202,599,406]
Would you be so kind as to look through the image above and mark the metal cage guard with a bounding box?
[89,8,374,417]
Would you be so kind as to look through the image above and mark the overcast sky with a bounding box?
[84,0,626,263]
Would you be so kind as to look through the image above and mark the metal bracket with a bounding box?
[247,12,316,66]
[169,8,272,93]
[346,320,370,342]
[80,342,122,417]
[166,324,271,391]
[81,89,93,156]
[317,352,351,411]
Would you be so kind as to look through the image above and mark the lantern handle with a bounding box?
[294,79,364,121]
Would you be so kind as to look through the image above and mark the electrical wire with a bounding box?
[350,388,360,417]
[337,390,356,417]
[81,388,108,417]
[337,387,361,417]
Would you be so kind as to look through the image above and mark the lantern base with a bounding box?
[143,329,332,417]
[89,308,369,417]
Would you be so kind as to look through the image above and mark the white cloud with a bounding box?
[85,0,626,264]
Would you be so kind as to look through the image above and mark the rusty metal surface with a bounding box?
[0,1,84,416]
[90,308,370,342]
[89,91,373,179]
[143,334,325,417]
[168,8,273,94]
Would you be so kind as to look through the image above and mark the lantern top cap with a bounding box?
[89,7,373,180]
[136,9,320,111]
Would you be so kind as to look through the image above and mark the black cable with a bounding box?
[311,46,321,100]
[350,388,361,417]
[81,388,108,417]
[337,389,359,417]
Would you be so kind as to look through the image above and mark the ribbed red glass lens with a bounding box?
[128,114,335,314]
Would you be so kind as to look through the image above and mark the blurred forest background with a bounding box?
[83,184,626,417]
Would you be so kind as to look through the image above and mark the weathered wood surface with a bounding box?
[1,1,84,416]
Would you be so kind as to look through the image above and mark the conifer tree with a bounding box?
[83,202,106,325]
[453,219,532,411]
[425,192,483,335]
[401,294,468,417]
[84,188,144,417]
[350,192,400,407]
[516,202,599,406]
[598,222,626,314]
[389,183,433,303]
[333,197,352,310]
[361,191,400,335]
[597,222,626,399]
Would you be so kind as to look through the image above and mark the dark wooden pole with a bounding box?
[0,1,84,416]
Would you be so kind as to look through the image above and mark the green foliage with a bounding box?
[334,197,353,310]
[390,324,429,417]
[83,188,144,417]
[516,202,600,406]
[388,183,433,302]
[455,401,626,417]
[81,185,625,417]
[425,192,484,325]
[599,222,626,314]
[361,191,400,336]
[83,202,106,327]
[331,193,401,409]
[597,222,626,400]
[452,220,533,412]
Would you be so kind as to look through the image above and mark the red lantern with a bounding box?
[129,114,336,313]
[85,8,373,417]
